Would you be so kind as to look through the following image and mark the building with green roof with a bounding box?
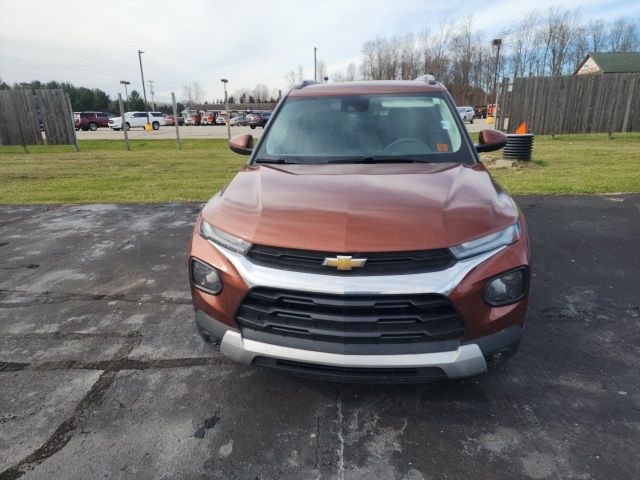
[574,52,640,75]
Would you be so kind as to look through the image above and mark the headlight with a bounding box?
[200,219,252,255]
[483,267,527,306]
[190,258,222,294]
[450,222,520,260]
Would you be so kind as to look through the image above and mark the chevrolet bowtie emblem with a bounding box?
[322,255,367,271]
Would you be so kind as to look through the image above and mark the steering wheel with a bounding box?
[384,138,431,154]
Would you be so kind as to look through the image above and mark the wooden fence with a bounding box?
[0,89,78,148]
[503,73,640,135]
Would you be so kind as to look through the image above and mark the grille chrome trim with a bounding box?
[247,244,455,275]
[210,240,505,296]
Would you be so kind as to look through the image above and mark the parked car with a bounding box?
[74,111,112,131]
[247,111,271,129]
[189,77,530,382]
[164,115,176,126]
[108,111,166,130]
[185,113,201,126]
[457,106,475,124]
[201,112,216,125]
[229,115,248,126]
[215,114,227,125]
[474,105,488,119]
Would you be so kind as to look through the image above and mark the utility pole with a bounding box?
[314,47,318,82]
[148,80,156,111]
[138,50,150,126]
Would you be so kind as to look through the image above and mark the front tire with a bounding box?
[89,122,97,131]
[152,122,160,130]
[124,123,130,131]
[250,126,256,129]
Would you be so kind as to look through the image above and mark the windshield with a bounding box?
[255,93,470,164]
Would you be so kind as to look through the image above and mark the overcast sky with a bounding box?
[0,0,637,103]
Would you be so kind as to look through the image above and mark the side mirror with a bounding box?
[475,129,507,153]
[229,133,253,155]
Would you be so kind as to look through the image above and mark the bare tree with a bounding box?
[233,87,252,104]
[182,83,193,105]
[607,17,640,51]
[252,84,269,102]
[399,33,421,79]
[316,59,328,81]
[285,70,297,88]
[345,62,358,81]
[191,81,204,104]
[587,19,606,53]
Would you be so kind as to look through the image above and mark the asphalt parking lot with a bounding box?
[74,119,488,140]
[1,195,638,480]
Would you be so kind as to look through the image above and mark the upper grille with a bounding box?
[247,245,455,275]
[236,287,465,346]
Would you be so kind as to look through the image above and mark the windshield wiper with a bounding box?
[255,157,299,164]
[324,156,430,164]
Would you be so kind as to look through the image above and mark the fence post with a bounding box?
[171,92,181,151]
[65,94,79,152]
[118,93,130,151]
[622,76,636,133]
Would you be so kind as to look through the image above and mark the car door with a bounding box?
[132,112,148,127]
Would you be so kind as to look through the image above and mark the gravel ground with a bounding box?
[0,195,638,480]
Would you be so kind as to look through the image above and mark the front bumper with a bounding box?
[195,310,522,381]
[190,217,530,381]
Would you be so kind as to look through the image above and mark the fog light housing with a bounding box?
[483,267,527,306]
[190,258,222,295]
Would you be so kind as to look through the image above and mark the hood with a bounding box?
[201,162,518,252]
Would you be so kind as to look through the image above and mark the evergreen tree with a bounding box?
[127,90,146,110]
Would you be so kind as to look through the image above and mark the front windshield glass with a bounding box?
[255,93,470,163]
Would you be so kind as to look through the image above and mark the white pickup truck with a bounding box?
[108,111,166,130]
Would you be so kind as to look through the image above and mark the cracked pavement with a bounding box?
[0,197,639,479]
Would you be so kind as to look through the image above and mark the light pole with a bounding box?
[221,78,230,141]
[138,50,150,126]
[314,47,317,82]
[491,38,502,124]
[119,80,130,113]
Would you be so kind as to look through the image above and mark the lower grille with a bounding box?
[252,357,445,383]
[236,287,465,345]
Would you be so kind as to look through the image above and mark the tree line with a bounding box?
[287,8,639,105]
[181,81,281,106]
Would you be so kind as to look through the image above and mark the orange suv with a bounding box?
[189,76,530,382]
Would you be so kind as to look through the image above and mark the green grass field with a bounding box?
[1,133,639,204]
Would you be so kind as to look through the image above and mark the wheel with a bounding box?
[469,117,474,124]
[124,123,130,131]
[152,122,159,130]
[113,128,121,131]
[89,122,97,131]
[250,126,256,129]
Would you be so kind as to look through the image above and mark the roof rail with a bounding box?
[295,80,319,89]
[415,74,437,85]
